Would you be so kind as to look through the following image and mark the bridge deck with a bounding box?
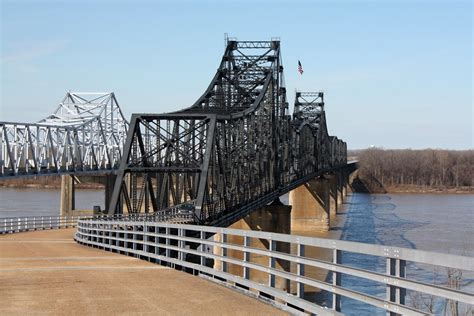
[0,229,286,315]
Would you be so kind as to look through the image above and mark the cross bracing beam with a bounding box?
[0,92,128,177]
[108,39,348,226]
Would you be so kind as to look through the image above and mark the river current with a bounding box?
[0,188,472,314]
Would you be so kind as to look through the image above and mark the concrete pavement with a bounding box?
[0,229,287,315]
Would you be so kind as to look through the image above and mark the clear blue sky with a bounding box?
[1,0,472,149]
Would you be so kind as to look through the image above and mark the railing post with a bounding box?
[297,243,305,298]
[165,227,170,261]
[243,235,250,280]
[332,249,341,311]
[221,232,227,273]
[387,257,395,315]
[387,257,406,316]
[144,222,148,259]
[268,239,276,288]
[397,259,406,305]
[133,224,137,255]
[33,217,36,230]
[200,230,206,267]
[154,224,159,262]
[178,228,184,265]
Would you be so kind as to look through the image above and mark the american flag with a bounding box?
[298,60,304,75]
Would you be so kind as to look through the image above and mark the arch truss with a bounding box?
[109,39,347,226]
[0,92,129,177]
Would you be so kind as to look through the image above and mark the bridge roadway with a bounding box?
[0,229,286,315]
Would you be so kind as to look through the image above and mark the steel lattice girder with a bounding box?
[108,39,348,227]
[0,92,129,177]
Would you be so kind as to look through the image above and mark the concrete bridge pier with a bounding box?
[342,169,350,198]
[60,174,117,216]
[328,175,338,220]
[289,177,330,232]
[60,175,75,217]
[340,170,348,198]
[214,201,291,292]
[336,173,344,205]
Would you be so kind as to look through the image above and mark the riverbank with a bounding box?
[384,185,474,194]
[0,176,103,190]
[352,175,473,194]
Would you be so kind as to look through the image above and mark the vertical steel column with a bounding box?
[268,240,276,288]
[200,231,206,267]
[221,232,227,273]
[154,225,159,264]
[243,236,251,280]
[178,228,185,269]
[132,224,137,256]
[387,257,406,316]
[297,244,305,298]
[332,249,342,311]
[165,227,170,261]
[144,223,149,260]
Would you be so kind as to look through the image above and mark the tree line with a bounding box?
[352,148,473,187]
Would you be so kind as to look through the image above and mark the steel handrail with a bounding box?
[75,219,474,314]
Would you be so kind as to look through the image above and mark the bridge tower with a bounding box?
[289,92,349,232]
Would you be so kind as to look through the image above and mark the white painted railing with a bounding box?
[75,219,474,315]
[0,212,194,234]
[0,215,85,233]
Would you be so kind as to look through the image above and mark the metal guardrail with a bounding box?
[0,212,194,234]
[75,219,474,315]
[0,215,86,233]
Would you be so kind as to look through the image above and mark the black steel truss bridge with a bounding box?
[108,39,348,227]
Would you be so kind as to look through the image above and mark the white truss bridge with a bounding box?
[0,92,128,178]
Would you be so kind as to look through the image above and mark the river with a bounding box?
[328,193,473,315]
[1,188,472,314]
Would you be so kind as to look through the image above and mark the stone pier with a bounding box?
[289,177,330,232]
[60,174,117,216]
[60,175,75,217]
[328,174,338,220]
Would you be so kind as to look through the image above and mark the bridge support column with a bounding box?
[60,175,75,217]
[342,170,349,198]
[328,175,338,219]
[214,201,291,292]
[289,177,330,232]
[341,171,348,198]
[337,173,344,205]
[104,174,116,213]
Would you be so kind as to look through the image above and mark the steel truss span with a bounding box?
[0,92,129,177]
[108,39,347,226]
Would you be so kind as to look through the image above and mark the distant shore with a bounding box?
[0,178,103,190]
[349,176,473,195]
[383,185,473,194]
[1,179,472,194]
